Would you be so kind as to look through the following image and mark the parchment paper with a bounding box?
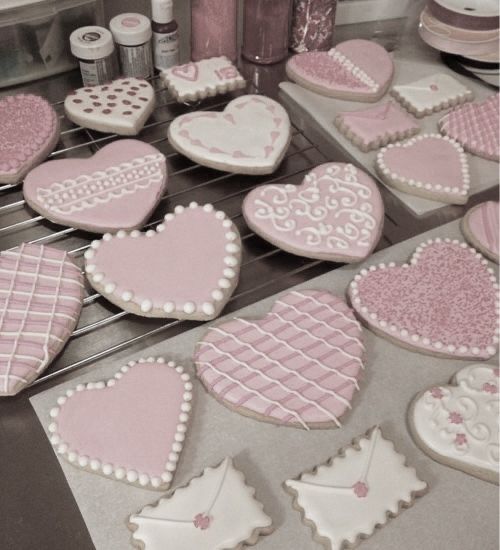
[30,219,499,550]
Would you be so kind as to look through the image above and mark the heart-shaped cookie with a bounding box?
[243,163,384,263]
[24,140,167,234]
[167,95,291,174]
[48,357,192,490]
[286,39,394,102]
[64,77,155,135]
[0,243,84,396]
[376,134,470,204]
[0,94,60,184]
[461,201,499,263]
[84,202,241,320]
[348,238,499,360]
[195,289,365,429]
[409,364,499,484]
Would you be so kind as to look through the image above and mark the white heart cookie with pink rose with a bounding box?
[376,134,470,204]
[243,163,384,263]
[167,95,291,174]
[24,140,167,234]
[286,39,394,102]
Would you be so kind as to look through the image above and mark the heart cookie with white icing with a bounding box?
[167,95,291,174]
[286,39,394,102]
[64,77,155,135]
[243,163,384,263]
[195,289,365,429]
[348,238,499,360]
[409,364,499,484]
[24,140,167,233]
[375,134,470,204]
[48,357,192,490]
[84,202,241,320]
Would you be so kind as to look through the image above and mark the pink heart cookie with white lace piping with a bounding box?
[286,39,394,102]
[242,163,384,263]
[24,140,167,234]
[167,95,291,174]
[348,238,499,360]
[47,357,192,490]
[195,289,365,429]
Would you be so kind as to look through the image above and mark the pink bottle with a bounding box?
[290,0,337,53]
[191,0,238,62]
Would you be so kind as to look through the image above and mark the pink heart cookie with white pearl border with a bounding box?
[286,39,394,102]
[375,134,470,205]
[47,357,193,490]
[167,95,291,175]
[348,238,499,360]
[84,202,242,320]
[243,163,384,263]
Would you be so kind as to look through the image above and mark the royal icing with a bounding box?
[243,163,384,262]
[64,77,155,136]
[23,140,167,234]
[0,94,59,184]
[129,457,272,549]
[286,39,393,101]
[0,243,83,396]
[334,101,420,152]
[391,73,473,117]
[462,201,499,263]
[84,202,241,320]
[439,94,499,161]
[348,238,499,360]
[48,357,192,490]
[195,289,365,429]
[410,364,499,483]
[161,56,246,102]
[376,134,470,204]
[284,427,428,550]
[167,95,291,175]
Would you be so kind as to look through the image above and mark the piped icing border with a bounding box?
[48,357,192,490]
[327,48,379,93]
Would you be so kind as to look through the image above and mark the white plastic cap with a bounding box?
[70,26,114,60]
[110,13,152,46]
[152,0,174,24]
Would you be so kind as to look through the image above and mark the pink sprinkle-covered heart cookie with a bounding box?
[48,357,192,490]
[375,134,470,204]
[195,289,365,429]
[243,163,384,263]
[24,140,167,234]
[348,238,499,360]
[0,243,84,396]
[84,202,241,320]
[461,201,499,263]
[286,39,394,102]
[0,94,60,184]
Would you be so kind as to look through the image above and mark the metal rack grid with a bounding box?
[0,76,397,390]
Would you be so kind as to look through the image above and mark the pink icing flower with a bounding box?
[193,513,211,530]
[352,481,369,498]
[448,411,463,424]
[455,433,467,446]
[493,368,500,378]
[430,387,444,399]
[430,84,439,91]
[482,383,498,394]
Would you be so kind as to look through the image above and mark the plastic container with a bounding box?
[151,0,179,71]
[290,0,337,52]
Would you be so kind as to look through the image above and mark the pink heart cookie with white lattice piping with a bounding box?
[348,238,499,360]
[195,289,365,429]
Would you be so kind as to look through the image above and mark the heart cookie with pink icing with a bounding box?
[461,201,499,263]
[286,39,394,102]
[195,289,365,430]
[24,140,167,234]
[243,163,384,263]
[348,238,499,360]
[47,357,192,490]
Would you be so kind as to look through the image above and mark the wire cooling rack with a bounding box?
[0,75,397,389]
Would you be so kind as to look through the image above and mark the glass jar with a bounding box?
[290,0,337,53]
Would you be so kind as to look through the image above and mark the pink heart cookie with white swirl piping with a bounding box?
[242,163,384,263]
[84,202,241,320]
[48,357,193,490]
[461,201,499,263]
[24,140,167,234]
[286,39,394,102]
[348,238,499,360]
[195,289,365,430]
[0,94,60,184]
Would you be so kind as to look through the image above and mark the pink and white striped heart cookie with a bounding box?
[461,201,499,263]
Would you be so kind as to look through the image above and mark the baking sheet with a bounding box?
[30,219,499,550]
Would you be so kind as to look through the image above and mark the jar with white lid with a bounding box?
[70,26,117,86]
[109,13,153,79]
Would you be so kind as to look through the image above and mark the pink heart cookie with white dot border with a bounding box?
[348,238,499,360]
[47,357,192,490]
